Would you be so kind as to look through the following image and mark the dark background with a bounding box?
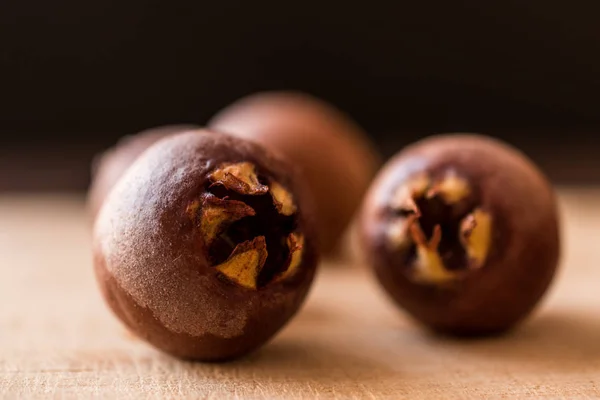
[1,0,600,190]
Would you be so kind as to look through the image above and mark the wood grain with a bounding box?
[1,189,599,399]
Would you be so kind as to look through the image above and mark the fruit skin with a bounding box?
[209,91,381,254]
[87,124,199,219]
[93,130,319,361]
[359,133,560,336]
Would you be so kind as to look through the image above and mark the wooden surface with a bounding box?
[1,189,600,399]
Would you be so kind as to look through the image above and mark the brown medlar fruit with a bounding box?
[93,130,319,361]
[87,124,199,219]
[360,134,560,336]
[209,91,381,255]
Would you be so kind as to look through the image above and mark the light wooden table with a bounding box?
[1,189,599,399]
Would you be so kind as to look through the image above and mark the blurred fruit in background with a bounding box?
[210,91,381,255]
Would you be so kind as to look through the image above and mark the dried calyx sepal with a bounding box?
[187,162,304,290]
[385,171,492,284]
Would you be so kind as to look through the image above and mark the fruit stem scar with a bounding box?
[189,161,305,289]
[386,172,492,284]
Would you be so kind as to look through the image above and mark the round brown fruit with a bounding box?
[359,134,560,336]
[93,130,319,361]
[87,124,199,219]
[209,91,381,255]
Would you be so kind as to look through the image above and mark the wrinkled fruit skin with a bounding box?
[209,91,381,255]
[360,134,560,336]
[87,124,199,219]
[93,130,319,361]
